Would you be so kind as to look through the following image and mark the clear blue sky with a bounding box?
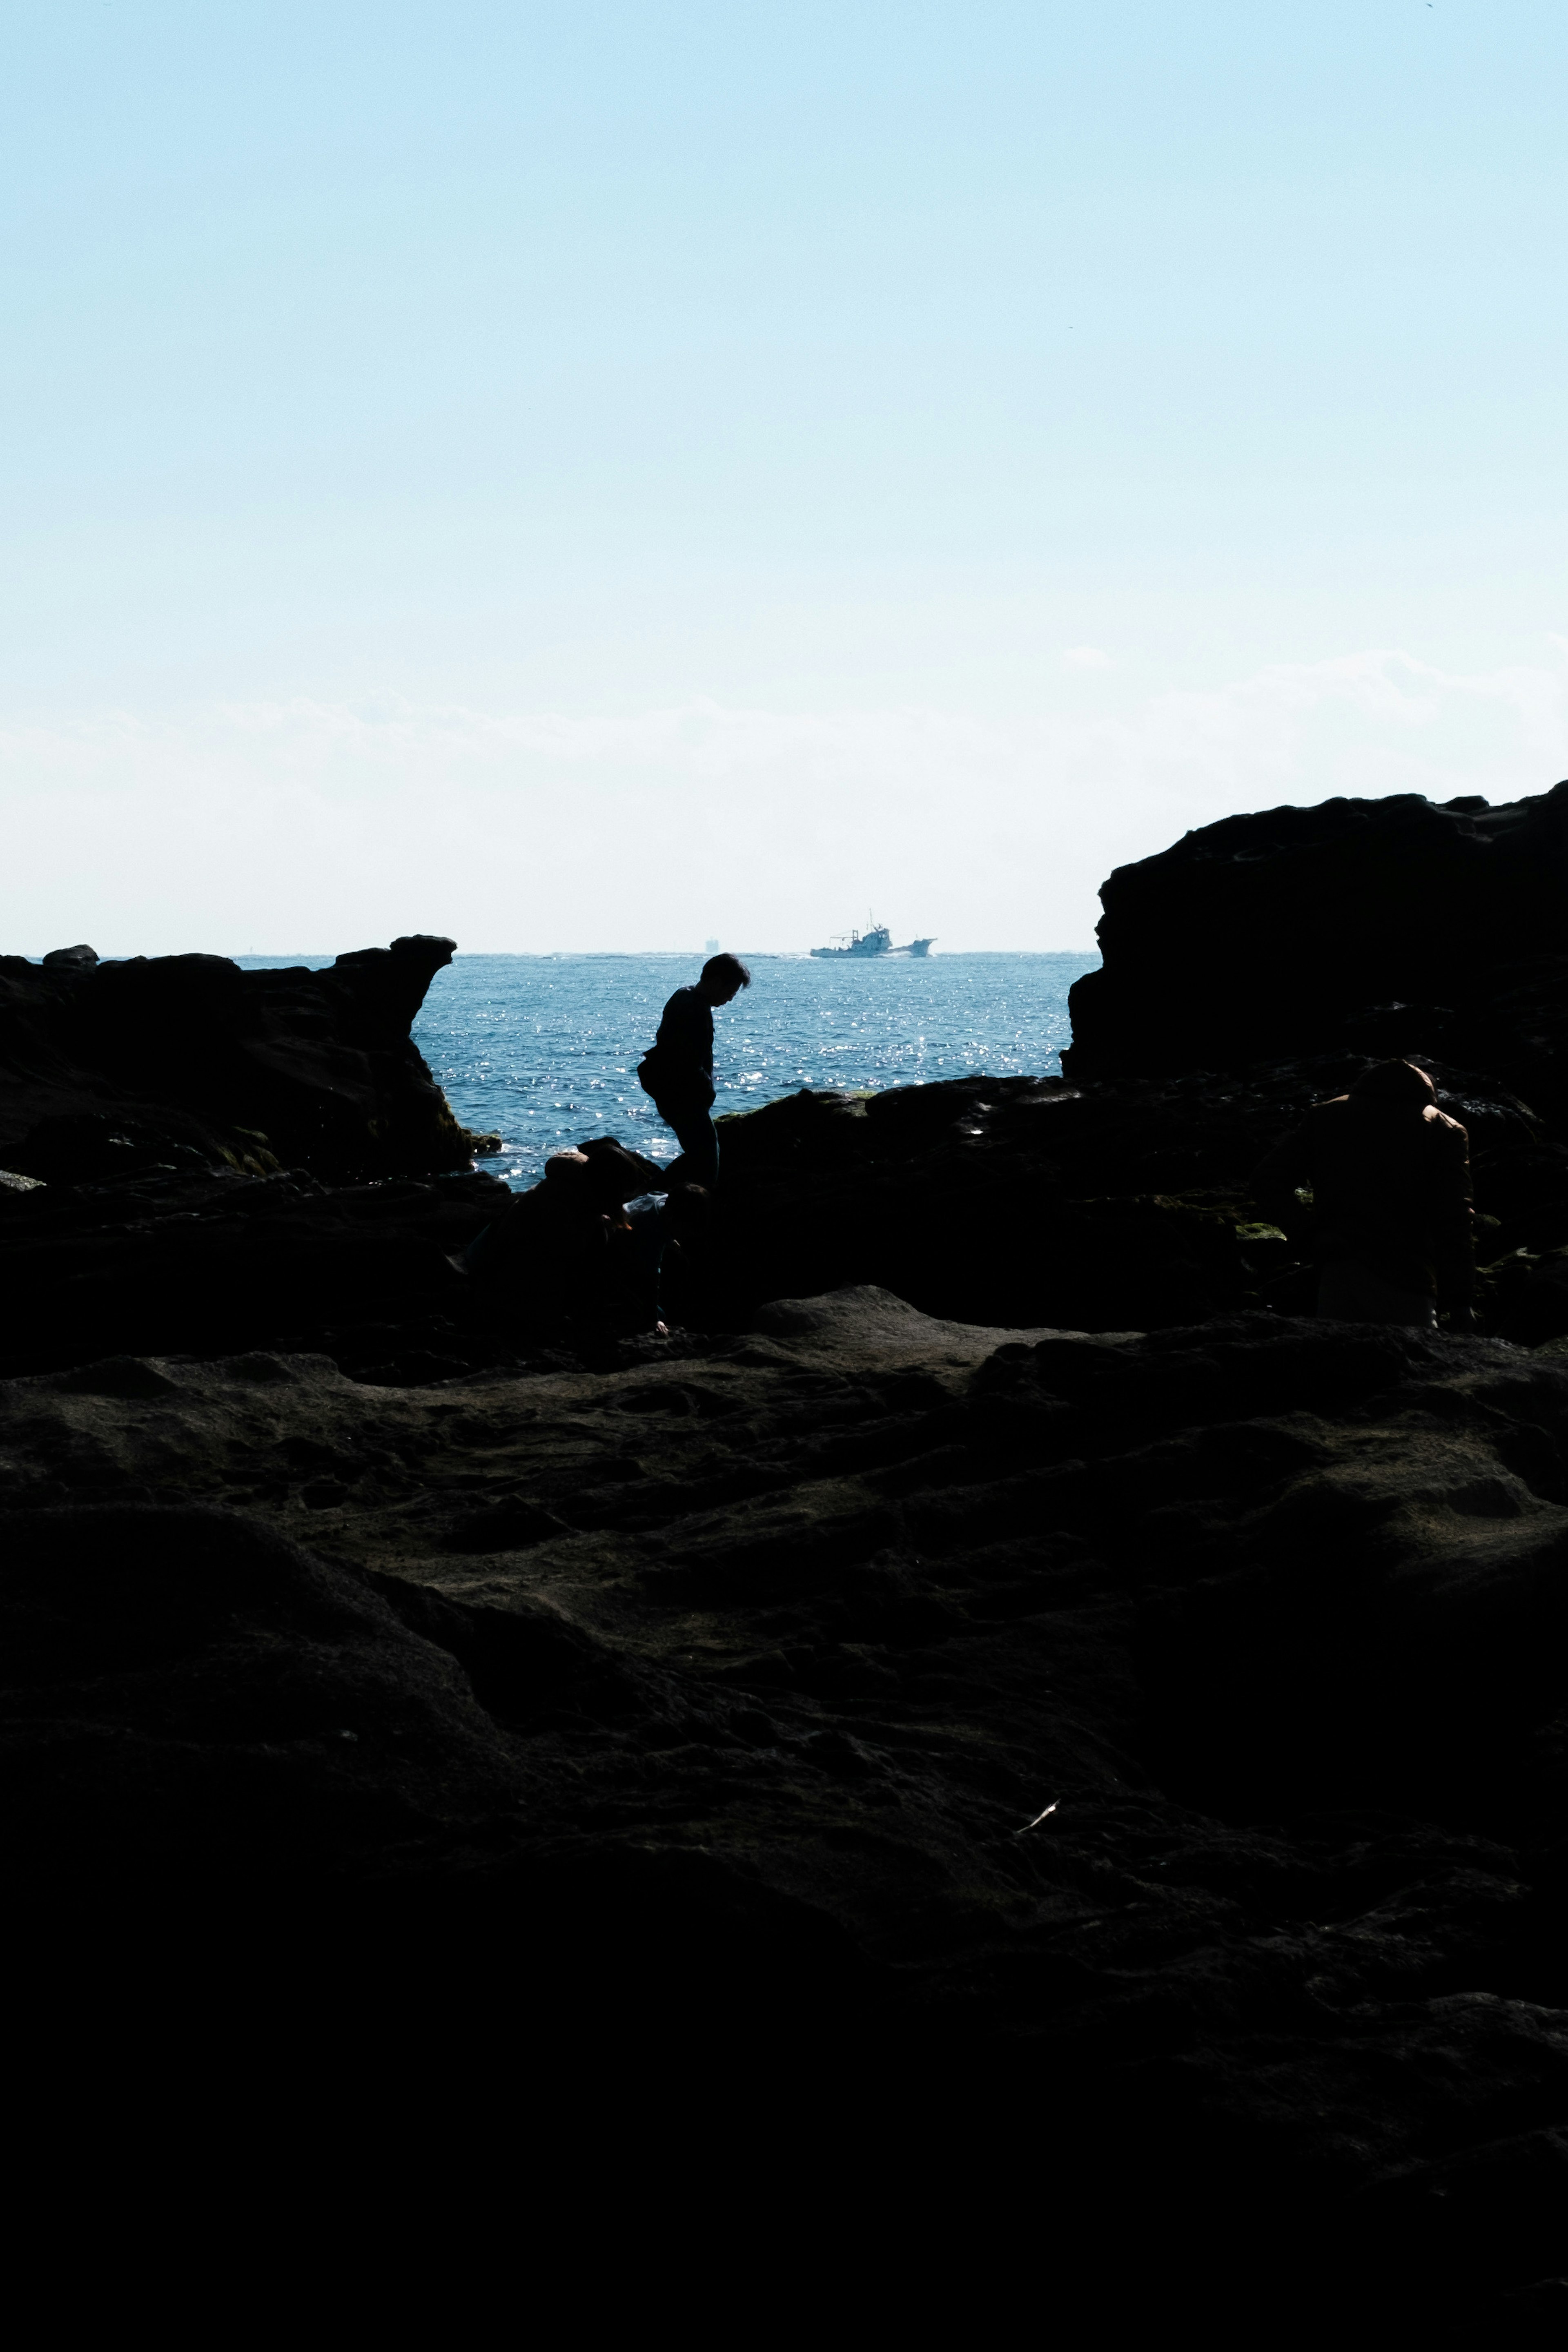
[3,2,1566,951]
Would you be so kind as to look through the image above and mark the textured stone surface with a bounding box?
[2,1289,1564,2315]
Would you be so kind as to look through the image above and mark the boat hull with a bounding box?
[809,935,937,959]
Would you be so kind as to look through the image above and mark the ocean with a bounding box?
[236,950,1099,1186]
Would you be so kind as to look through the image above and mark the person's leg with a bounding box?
[624,1201,666,1329]
[665,1106,719,1190]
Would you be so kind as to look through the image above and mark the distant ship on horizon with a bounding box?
[810,918,936,960]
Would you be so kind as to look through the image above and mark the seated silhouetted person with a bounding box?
[459,1140,701,1337]
[459,1149,621,1325]
[1252,1059,1474,1331]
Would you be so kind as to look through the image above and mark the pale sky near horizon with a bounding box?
[3,1,1566,955]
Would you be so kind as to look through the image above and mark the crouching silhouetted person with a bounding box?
[1252,1059,1474,1331]
[457,1138,665,1335]
[637,953,750,1189]
[459,1149,618,1325]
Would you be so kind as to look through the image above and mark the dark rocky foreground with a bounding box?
[4,796,1568,2319]
[4,1297,1565,2314]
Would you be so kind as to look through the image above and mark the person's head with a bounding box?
[1350,1059,1438,1112]
[662,1182,711,1239]
[697,952,751,1006]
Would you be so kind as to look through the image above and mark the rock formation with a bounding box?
[4,833,1568,2322]
[0,933,491,1184]
[1066,778,1568,1105]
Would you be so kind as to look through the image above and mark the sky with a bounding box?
[2,0,1566,954]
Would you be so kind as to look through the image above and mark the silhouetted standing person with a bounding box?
[1253,1058,1474,1330]
[637,953,750,1188]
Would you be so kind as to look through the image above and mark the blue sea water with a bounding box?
[236,951,1099,1187]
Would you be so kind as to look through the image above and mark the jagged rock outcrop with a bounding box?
[0,934,488,1184]
[1065,782,1568,1104]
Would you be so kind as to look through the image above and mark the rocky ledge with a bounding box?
[4,1290,1564,2318]
[5,790,1568,2320]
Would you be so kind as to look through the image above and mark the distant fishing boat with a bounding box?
[810,918,936,960]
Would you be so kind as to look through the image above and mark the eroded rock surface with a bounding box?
[4,1288,1564,2315]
